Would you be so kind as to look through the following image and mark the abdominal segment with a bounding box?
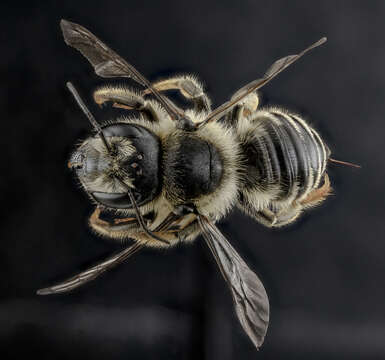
[241,109,329,202]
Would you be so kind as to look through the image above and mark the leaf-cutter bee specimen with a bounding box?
[37,19,350,350]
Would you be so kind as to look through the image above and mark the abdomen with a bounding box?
[237,107,330,209]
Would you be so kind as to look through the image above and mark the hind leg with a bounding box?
[272,206,302,227]
[299,174,331,208]
[250,206,301,228]
[260,174,331,227]
[237,194,302,228]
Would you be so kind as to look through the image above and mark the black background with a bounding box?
[2,1,385,359]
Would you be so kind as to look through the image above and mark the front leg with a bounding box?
[89,206,198,247]
[90,207,169,246]
[93,85,163,122]
[89,207,139,240]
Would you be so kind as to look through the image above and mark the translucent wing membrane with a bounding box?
[197,37,327,128]
[60,19,184,121]
[60,19,145,83]
[37,242,144,295]
[198,215,270,349]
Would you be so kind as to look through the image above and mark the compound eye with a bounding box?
[91,191,142,209]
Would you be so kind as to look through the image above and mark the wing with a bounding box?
[37,242,144,295]
[197,37,327,128]
[198,215,269,349]
[60,19,184,122]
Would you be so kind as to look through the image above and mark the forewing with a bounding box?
[60,19,184,120]
[198,37,327,127]
[61,19,145,82]
[37,242,144,295]
[198,215,269,349]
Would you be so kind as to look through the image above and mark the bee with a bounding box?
[37,20,358,350]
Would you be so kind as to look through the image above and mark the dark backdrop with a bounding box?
[2,1,384,359]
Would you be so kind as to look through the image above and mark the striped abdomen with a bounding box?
[240,108,330,204]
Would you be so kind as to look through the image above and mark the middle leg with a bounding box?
[143,74,212,113]
[225,91,260,126]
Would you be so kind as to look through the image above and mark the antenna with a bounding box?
[66,82,112,153]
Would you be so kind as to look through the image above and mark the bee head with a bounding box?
[70,123,162,209]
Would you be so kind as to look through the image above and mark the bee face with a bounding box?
[70,123,162,209]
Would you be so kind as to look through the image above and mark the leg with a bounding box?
[249,206,302,228]
[150,205,198,241]
[254,209,277,228]
[225,91,260,126]
[234,91,260,116]
[89,206,198,247]
[237,193,301,228]
[299,173,331,208]
[273,206,302,227]
[262,174,331,227]
[237,194,279,227]
[93,85,161,122]
[177,218,201,243]
[143,74,212,113]
[90,206,170,242]
[89,206,140,240]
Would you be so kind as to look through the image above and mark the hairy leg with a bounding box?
[299,173,331,208]
[143,75,212,113]
[89,206,139,240]
[226,92,260,125]
[89,206,198,246]
[93,85,162,122]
